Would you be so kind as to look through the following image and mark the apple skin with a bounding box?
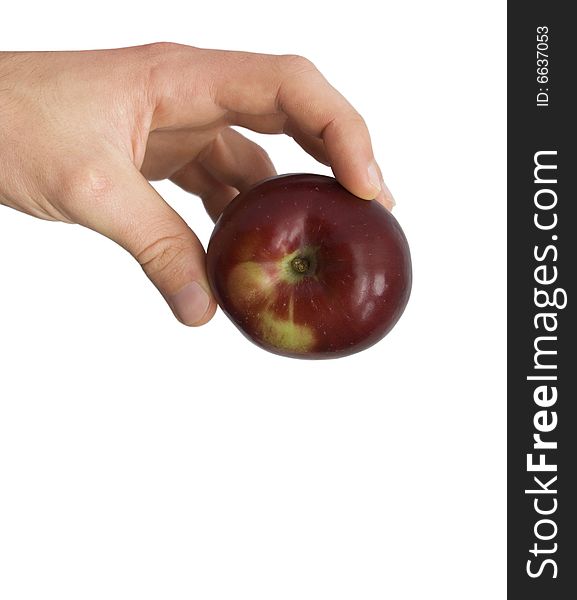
[206,173,412,359]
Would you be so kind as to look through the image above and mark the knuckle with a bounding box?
[330,112,368,134]
[136,233,193,281]
[141,41,184,56]
[140,42,197,105]
[278,53,317,74]
[59,163,114,204]
[140,41,200,67]
[251,142,273,166]
[348,112,368,128]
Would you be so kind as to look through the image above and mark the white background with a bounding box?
[0,1,506,598]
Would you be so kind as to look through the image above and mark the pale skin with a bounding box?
[0,42,394,326]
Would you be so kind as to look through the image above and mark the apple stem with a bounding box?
[291,256,310,275]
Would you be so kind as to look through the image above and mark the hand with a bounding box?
[0,43,394,326]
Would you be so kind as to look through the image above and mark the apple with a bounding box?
[206,173,412,359]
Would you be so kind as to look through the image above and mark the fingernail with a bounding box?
[380,175,396,210]
[170,281,210,326]
[367,160,382,197]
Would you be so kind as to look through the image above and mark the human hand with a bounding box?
[0,43,394,326]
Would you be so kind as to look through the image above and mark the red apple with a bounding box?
[206,173,411,359]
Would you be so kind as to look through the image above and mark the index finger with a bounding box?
[146,45,393,207]
[211,51,384,202]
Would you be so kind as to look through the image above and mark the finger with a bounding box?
[226,113,332,168]
[171,127,277,221]
[283,122,330,166]
[212,52,382,200]
[199,127,277,191]
[170,161,239,223]
[209,120,392,209]
[151,47,386,201]
[61,160,216,326]
[371,160,396,212]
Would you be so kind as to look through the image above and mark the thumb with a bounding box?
[66,161,216,326]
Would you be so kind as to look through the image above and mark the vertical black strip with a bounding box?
[508,3,576,598]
